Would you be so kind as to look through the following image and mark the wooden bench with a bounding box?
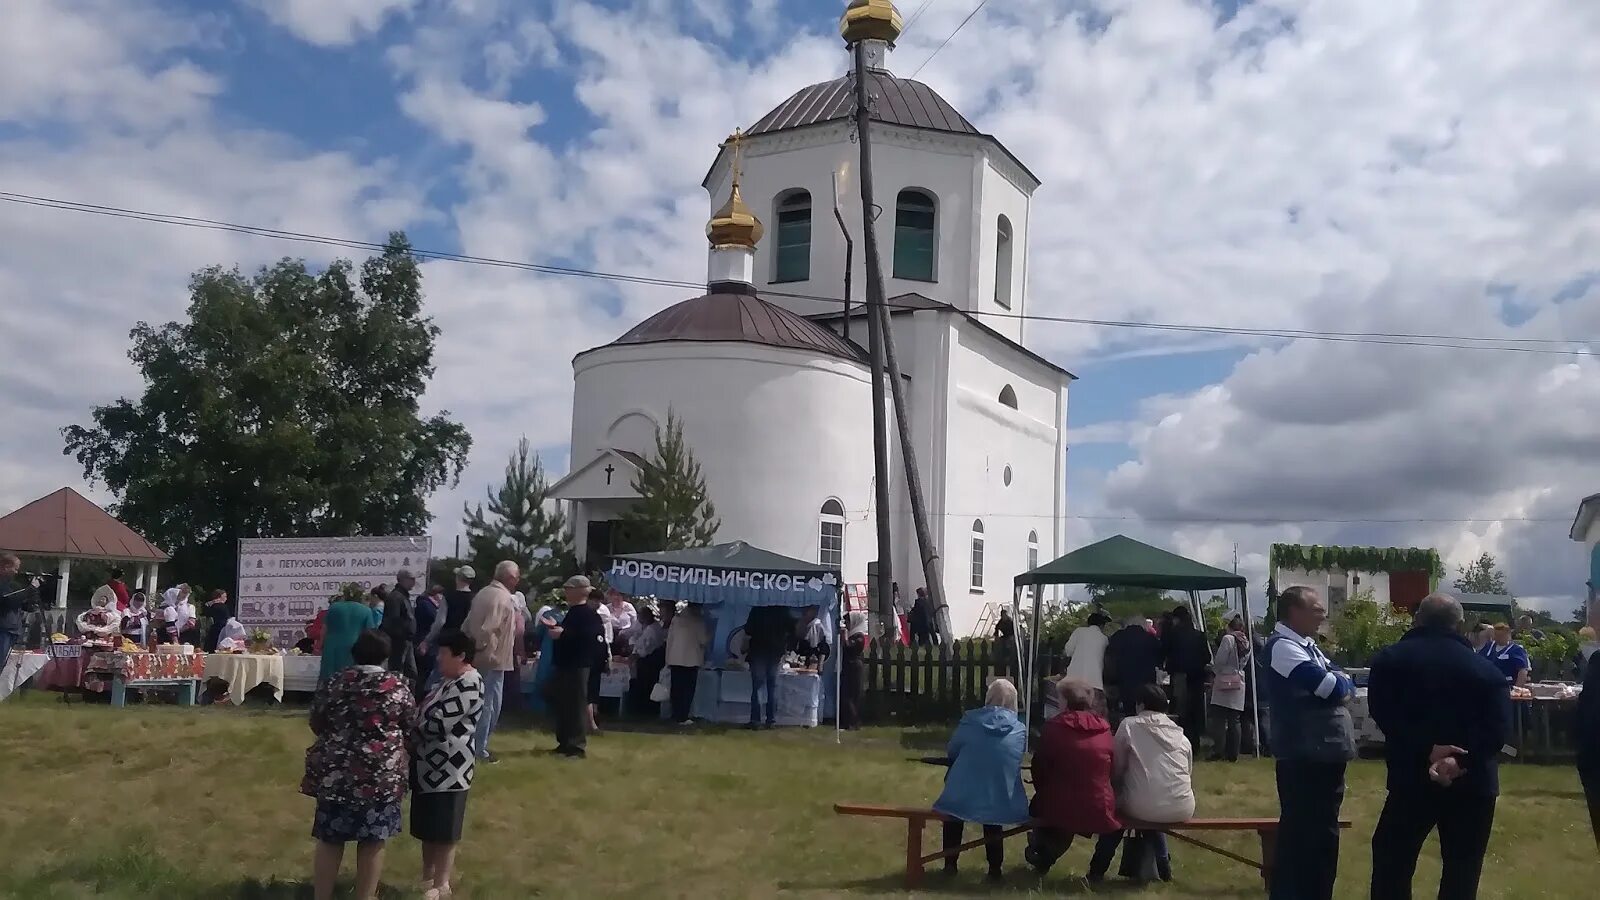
[834,804,1352,890]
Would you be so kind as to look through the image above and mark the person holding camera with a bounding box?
[1,554,41,663]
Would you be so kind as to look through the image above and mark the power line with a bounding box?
[840,508,1570,524]
[900,0,939,35]
[1,189,1594,358]
[910,0,992,78]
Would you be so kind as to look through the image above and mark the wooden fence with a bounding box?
[863,639,1062,724]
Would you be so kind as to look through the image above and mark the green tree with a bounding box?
[619,410,720,551]
[62,234,471,592]
[463,437,574,590]
[1327,590,1408,666]
[1454,552,1510,596]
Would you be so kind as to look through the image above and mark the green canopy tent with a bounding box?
[1014,535,1254,753]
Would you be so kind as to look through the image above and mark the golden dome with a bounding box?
[707,183,763,249]
[840,0,903,45]
[707,130,763,249]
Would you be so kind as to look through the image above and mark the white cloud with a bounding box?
[254,0,419,46]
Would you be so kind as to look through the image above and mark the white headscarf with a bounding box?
[846,611,869,639]
[219,617,247,644]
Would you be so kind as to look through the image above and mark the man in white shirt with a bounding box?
[1062,611,1113,705]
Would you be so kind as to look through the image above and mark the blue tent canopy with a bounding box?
[605,541,839,608]
[605,541,843,677]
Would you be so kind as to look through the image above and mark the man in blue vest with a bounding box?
[1266,586,1355,900]
[1367,592,1510,900]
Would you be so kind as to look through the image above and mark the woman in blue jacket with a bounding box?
[933,677,1029,881]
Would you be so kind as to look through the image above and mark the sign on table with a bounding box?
[238,536,431,645]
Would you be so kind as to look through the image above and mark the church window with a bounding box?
[998,384,1018,409]
[819,499,845,569]
[774,190,812,283]
[970,519,985,591]
[893,189,937,281]
[995,215,1014,308]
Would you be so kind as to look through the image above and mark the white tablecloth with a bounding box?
[203,653,285,704]
[664,668,822,727]
[1,651,49,702]
[283,655,320,693]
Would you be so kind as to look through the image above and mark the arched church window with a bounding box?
[774,190,812,283]
[998,384,1018,409]
[970,519,985,591]
[1027,530,1040,602]
[819,499,845,569]
[893,189,937,281]
[995,215,1014,308]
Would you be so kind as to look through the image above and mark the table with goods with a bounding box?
[1,649,50,702]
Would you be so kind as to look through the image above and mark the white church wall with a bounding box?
[938,321,1066,636]
[973,154,1032,344]
[570,342,880,585]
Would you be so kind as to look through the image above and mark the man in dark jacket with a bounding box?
[1367,592,1510,900]
[0,554,41,663]
[1163,605,1212,745]
[382,569,418,682]
[743,605,793,729]
[1106,615,1163,721]
[1578,596,1600,850]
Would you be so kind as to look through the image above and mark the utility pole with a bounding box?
[845,4,947,638]
[850,40,894,635]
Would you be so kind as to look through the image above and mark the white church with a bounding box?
[550,0,1072,637]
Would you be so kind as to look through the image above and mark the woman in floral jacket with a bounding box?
[302,630,415,900]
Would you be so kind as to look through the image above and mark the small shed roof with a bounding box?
[0,487,169,562]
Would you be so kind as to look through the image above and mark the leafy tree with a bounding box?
[1328,590,1409,666]
[619,410,720,552]
[1453,552,1510,596]
[62,234,471,593]
[462,437,574,590]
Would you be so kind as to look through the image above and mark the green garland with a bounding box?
[1270,543,1443,578]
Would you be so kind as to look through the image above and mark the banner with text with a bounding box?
[237,536,431,645]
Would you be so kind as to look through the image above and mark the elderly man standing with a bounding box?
[1265,586,1355,900]
[1368,592,1510,900]
[462,561,519,764]
[547,576,605,757]
[382,569,418,683]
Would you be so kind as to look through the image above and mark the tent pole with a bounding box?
[1245,585,1261,760]
[836,584,843,745]
[1029,580,1044,731]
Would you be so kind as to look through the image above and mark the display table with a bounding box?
[664,668,822,727]
[283,654,320,694]
[204,653,286,704]
[88,652,205,708]
[36,643,95,692]
[1,651,49,702]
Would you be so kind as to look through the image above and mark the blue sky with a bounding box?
[3,0,1599,610]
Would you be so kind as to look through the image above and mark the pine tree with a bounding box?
[620,410,720,551]
[463,437,574,588]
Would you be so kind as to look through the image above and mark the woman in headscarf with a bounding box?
[170,591,202,645]
[839,610,870,730]
[121,592,151,647]
[932,678,1029,881]
[217,615,249,649]
[76,592,122,644]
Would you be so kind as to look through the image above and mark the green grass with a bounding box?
[0,691,1594,898]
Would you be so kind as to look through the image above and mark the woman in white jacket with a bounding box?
[1087,684,1195,883]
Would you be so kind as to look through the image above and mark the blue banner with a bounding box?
[606,557,838,608]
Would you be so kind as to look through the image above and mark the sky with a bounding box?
[2,0,1598,614]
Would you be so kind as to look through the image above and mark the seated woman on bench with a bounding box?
[931,678,1029,882]
[1026,676,1122,875]
[1090,683,1195,882]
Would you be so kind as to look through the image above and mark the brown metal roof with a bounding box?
[0,487,169,562]
[748,71,978,136]
[582,290,866,364]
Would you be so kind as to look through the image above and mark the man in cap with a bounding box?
[547,575,605,757]
[462,561,520,763]
[382,568,418,682]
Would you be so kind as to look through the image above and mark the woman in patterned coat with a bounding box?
[409,628,486,900]
[302,629,415,900]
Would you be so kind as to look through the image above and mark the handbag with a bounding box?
[1215,672,1245,691]
[650,681,670,703]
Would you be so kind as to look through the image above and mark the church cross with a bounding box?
[723,128,745,186]
[604,463,616,485]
